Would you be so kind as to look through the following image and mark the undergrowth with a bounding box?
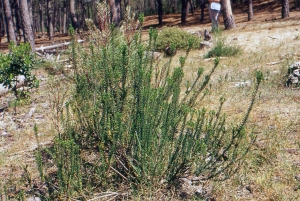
[0,43,39,97]
[205,35,242,58]
[156,26,201,51]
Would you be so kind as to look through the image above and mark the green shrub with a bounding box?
[205,36,242,58]
[35,13,262,199]
[156,26,201,51]
[0,43,39,99]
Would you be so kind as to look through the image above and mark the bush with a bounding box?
[0,43,39,99]
[156,26,201,51]
[205,36,242,58]
[34,12,263,199]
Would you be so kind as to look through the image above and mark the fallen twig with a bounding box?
[87,192,119,201]
[36,39,84,52]
[110,166,128,180]
[0,75,25,97]
[266,61,281,65]
[268,36,279,39]
[204,57,228,62]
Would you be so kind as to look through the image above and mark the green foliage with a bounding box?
[0,43,39,99]
[156,26,201,51]
[35,13,261,199]
[205,36,242,58]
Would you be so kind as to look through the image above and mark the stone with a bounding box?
[27,196,41,201]
[286,63,300,85]
[164,46,177,56]
[234,80,251,87]
[194,31,203,37]
[28,107,36,118]
[1,131,9,136]
[291,76,299,84]
[200,41,211,49]
[144,51,161,61]
[204,29,212,41]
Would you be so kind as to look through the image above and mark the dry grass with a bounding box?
[0,69,73,198]
[177,25,300,200]
[130,20,300,199]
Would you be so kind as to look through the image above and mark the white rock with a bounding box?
[234,80,251,87]
[27,196,41,201]
[28,107,36,117]
[1,131,9,136]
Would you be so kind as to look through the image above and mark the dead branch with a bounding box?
[0,75,26,97]
[35,39,84,52]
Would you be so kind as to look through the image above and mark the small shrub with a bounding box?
[205,36,242,58]
[33,7,262,199]
[0,43,39,99]
[156,26,201,51]
[40,61,65,75]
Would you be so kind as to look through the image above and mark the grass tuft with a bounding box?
[205,36,242,58]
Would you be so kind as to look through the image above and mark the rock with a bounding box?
[287,62,300,86]
[195,186,206,196]
[180,178,192,186]
[179,191,191,199]
[27,196,41,201]
[295,174,300,181]
[200,41,211,49]
[1,131,9,136]
[193,31,203,38]
[144,51,162,61]
[204,29,212,41]
[164,46,177,56]
[233,80,251,87]
[28,107,36,118]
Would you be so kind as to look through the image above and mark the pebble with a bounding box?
[27,196,41,201]
[1,131,9,136]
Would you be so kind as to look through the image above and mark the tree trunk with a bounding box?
[248,0,253,21]
[157,0,163,25]
[70,0,79,29]
[222,0,236,29]
[108,0,121,26]
[188,0,194,15]
[295,0,300,9]
[27,0,33,28]
[63,0,67,33]
[47,0,54,40]
[12,0,24,41]
[282,0,289,18]
[59,3,62,33]
[181,0,187,23]
[1,1,7,37]
[19,0,35,51]
[200,0,205,22]
[81,1,86,28]
[3,0,16,43]
[53,0,58,33]
[0,0,6,42]
[124,0,130,8]
[39,0,45,36]
[149,0,155,14]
